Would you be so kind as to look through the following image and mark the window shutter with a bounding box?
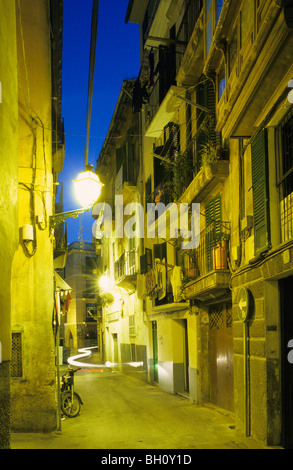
[251,129,270,255]
[205,195,222,272]
[126,131,135,183]
[116,145,126,175]
[153,242,167,261]
[196,80,221,171]
[140,254,147,274]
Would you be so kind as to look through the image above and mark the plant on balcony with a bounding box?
[199,115,227,167]
[163,149,193,202]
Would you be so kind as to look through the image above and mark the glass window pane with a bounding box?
[216,0,223,23]
[206,14,213,55]
[206,0,212,15]
[219,79,225,99]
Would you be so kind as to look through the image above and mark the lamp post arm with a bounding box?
[49,208,89,230]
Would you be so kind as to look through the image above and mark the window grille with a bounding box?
[11,333,22,377]
[129,315,135,337]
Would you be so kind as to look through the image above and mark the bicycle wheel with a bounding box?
[61,391,81,418]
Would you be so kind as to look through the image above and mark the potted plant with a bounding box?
[199,115,228,166]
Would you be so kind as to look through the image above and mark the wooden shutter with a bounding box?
[196,80,221,171]
[205,195,222,272]
[116,145,126,175]
[251,129,270,255]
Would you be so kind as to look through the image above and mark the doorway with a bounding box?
[209,302,234,411]
[152,321,158,382]
[280,276,293,448]
[182,319,189,393]
[112,333,118,365]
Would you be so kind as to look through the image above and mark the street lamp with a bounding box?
[49,164,103,230]
[73,164,103,208]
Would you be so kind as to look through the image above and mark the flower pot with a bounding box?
[212,240,227,270]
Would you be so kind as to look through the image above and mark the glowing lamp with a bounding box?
[73,167,103,209]
[99,275,114,291]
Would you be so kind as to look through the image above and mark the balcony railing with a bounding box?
[182,221,231,303]
[114,250,137,282]
[178,220,230,281]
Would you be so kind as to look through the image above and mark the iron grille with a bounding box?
[209,306,223,330]
[11,333,22,377]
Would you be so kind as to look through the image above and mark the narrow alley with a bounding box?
[11,354,270,450]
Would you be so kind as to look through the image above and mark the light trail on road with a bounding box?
[67,346,143,369]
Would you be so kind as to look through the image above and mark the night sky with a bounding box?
[60,0,140,244]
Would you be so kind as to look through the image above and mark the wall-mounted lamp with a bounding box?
[49,164,103,230]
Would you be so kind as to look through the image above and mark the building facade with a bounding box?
[0,0,64,444]
[93,0,293,447]
[95,79,149,379]
[63,242,100,354]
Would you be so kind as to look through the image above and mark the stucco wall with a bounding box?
[10,0,57,433]
[0,0,19,448]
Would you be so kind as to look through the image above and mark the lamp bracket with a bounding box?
[49,208,89,230]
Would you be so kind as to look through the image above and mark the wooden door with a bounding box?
[209,302,234,411]
[280,276,293,448]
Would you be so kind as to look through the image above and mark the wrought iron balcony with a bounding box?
[114,250,137,291]
[183,221,231,303]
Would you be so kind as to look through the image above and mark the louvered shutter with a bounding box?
[196,80,221,171]
[196,83,207,171]
[251,129,270,255]
[116,145,126,175]
[126,131,135,183]
[205,195,222,272]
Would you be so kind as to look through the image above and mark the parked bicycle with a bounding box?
[60,367,83,418]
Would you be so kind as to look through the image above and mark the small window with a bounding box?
[11,333,22,378]
[145,175,152,210]
[218,62,226,100]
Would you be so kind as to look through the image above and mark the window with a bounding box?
[206,0,213,56]
[145,175,152,210]
[11,333,22,378]
[205,0,224,57]
[276,110,293,242]
[86,303,97,322]
[239,139,245,220]
[196,79,221,170]
[115,130,136,184]
[85,256,96,274]
[85,280,96,299]
[218,62,226,100]
[129,315,135,337]
[205,194,222,272]
[140,248,152,274]
[251,129,270,254]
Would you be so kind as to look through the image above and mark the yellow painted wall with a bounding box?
[10,0,57,433]
[0,0,18,448]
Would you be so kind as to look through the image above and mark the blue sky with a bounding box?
[60,0,140,244]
